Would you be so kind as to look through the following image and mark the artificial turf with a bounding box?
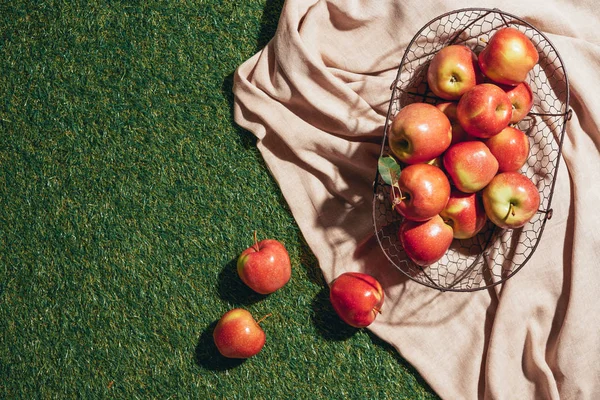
[0,1,439,398]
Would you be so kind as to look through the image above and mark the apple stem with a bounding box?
[374,307,382,315]
[391,185,405,210]
[256,313,272,325]
[252,230,260,252]
[510,203,516,217]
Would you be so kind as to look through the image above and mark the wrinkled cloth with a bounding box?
[233,1,600,399]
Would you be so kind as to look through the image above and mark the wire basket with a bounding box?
[372,8,571,292]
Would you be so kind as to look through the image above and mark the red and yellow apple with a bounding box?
[398,215,454,267]
[482,172,541,229]
[213,308,267,359]
[436,102,473,145]
[388,102,452,164]
[391,163,450,221]
[501,81,534,123]
[478,27,539,86]
[329,272,384,328]
[237,233,291,295]
[427,45,481,100]
[456,83,512,138]
[484,126,530,172]
[443,140,499,193]
[439,190,487,239]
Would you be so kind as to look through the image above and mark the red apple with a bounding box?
[436,102,475,145]
[501,81,534,123]
[329,272,384,328]
[439,190,487,239]
[398,215,454,267]
[213,308,268,359]
[479,27,539,86]
[427,45,482,100]
[391,163,450,221]
[388,102,452,164]
[456,83,512,138]
[237,232,291,295]
[443,141,499,193]
[482,172,541,229]
[484,126,530,172]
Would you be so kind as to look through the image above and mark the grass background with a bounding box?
[0,1,438,398]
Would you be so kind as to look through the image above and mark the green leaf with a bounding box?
[378,156,401,186]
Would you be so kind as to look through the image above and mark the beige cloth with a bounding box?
[233,1,600,399]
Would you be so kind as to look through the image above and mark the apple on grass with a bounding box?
[479,27,539,86]
[456,83,513,138]
[399,215,454,267]
[388,102,452,164]
[427,45,482,100]
[237,232,291,295]
[484,126,530,172]
[440,190,487,239]
[482,172,541,229]
[501,81,534,123]
[213,308,270,359]
[391,163,451,221]
[329,272,384,328]
[443,141,499,193]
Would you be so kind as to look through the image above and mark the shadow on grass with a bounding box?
[195,320,246,371]
[217,258,267,306]
[310,286,357,341]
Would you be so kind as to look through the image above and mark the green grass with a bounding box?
[0,1,438,398]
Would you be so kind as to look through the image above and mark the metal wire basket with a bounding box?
[372,8,571,292]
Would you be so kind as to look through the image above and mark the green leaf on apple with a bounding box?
[378,155,401,187]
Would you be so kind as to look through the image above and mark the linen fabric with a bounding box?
[233,1,600,398]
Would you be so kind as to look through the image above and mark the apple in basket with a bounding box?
[391,163,451,221]
[213,308,269,359]
[482,172,541,229]
[484,126,530,173]
[427,45,482,100]
[501,81,534,123]
[399,215,454,267]
[443,140,499,193]
[440,190,487,240]
[456,83,512,138]
[329,272,384,328]
[436,102,474,145]
[478,27,539,86]
[237,232,291,295]
[388,102,452,164]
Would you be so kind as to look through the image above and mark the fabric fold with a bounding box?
[233,1,600,398]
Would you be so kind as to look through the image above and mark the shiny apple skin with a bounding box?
[392,163,451,222]
[456,83,512,138]
[443,141,499,193]
[440,190,487,239]
[329,272,384,328]
[213,309,266,359]
[482,172,541,229]
[237,239,291,295]
[388,103,452,164]
[398,215,454,267]
[484,126,530,173]
[427,45,480,100]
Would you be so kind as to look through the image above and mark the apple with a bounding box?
[501,81,534,123]
[388,102,452,164]
[478,27,539,86]
[398,215,454,266]
[482,172,541,229]
[484,126,530,172]
[391,163,451,221]
[213,308,268,359]
[439,190,487,239]
[237,232,291,294]
[436,102,475,145]
[456,83,512,138]
[427,45,481,100]
[329,272,384,328]
[443,141,499,193]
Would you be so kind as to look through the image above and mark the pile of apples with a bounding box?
[384,27,541,267]
[212,233,385,359]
